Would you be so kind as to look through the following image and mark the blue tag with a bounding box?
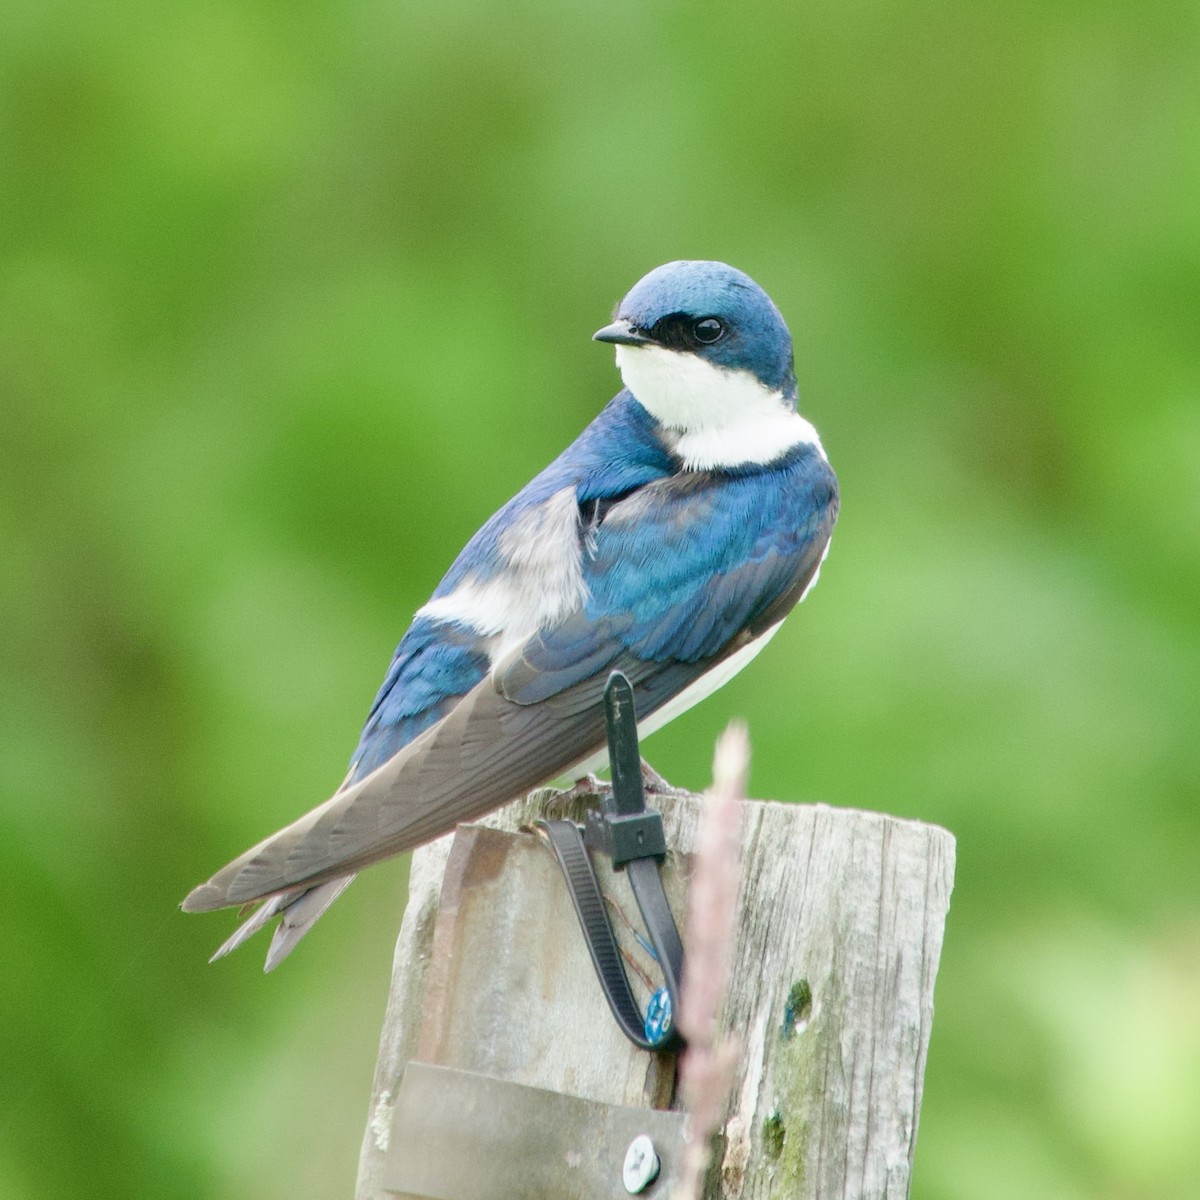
[643,987,674,1047]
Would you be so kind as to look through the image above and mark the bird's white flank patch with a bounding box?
[416,487,585,660]
[636,621,785,741]
[615,343,825,470]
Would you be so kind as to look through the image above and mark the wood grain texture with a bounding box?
[356,791,954,1200]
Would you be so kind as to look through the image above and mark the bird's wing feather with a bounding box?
[348,617,491,782]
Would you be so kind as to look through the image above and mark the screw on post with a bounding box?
[622,1133,661,1193]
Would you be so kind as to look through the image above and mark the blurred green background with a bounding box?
[2,0,1197,1196]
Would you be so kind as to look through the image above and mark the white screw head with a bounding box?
[623,1133,660,1194]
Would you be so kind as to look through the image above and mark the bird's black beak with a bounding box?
[593,319,653,347]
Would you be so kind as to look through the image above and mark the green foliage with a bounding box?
[2,0,1198,1195]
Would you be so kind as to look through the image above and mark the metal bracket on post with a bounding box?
[382,1062,686,1199]
[539,672,687,1053]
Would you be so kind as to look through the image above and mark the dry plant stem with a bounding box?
[673,722,749,1200]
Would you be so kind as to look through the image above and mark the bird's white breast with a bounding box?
[614,343,826,470]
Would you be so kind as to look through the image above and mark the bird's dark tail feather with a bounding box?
[207,874,356,971]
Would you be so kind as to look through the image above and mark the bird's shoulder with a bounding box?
[584,438,838,600]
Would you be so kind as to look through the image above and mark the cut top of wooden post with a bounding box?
[357,792,955,1200]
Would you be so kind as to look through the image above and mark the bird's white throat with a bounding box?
[614,343,825,471]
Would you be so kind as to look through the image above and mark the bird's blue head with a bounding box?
[594,261,796,396]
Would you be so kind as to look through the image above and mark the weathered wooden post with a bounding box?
[355,771,955,1199]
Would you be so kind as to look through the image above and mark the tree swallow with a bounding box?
[184,260,839,969]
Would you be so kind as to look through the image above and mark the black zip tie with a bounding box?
[538,672,686,1052]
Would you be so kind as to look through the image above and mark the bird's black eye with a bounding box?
[693,317,724,344]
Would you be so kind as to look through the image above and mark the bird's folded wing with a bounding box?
[184,451,837,913]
